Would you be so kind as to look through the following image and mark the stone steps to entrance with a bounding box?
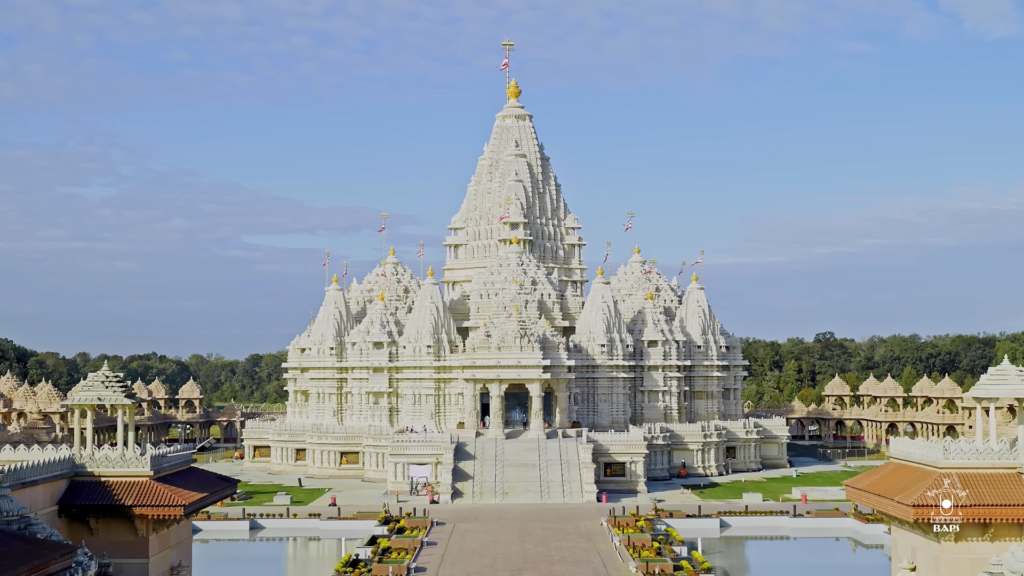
[451,432,586,504]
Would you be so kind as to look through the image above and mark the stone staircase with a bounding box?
[452,431,586,504]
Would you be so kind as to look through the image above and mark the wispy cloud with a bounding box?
[721,187,1024,263]
[0,0,1016,106]
[939,0,1020,38]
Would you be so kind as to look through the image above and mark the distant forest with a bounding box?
[0,339,287,404]
[2,332,1023,408]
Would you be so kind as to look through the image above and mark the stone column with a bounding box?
[464,382,478,428]
[72,407,81,454]
[976,402,984,446]
[528,383,544,438]
[116,407,125,450]
[489,384,507,438]
[85,407,94,451]
[127,407,136,450]
[555,390,569,429]
[989,401,998,449]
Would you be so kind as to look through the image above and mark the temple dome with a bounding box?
[33,379,65,408]
[823,375,851,396]
[910,375,936,397]
[148,377,169,398]
[132,378,153,399]
[399,274,459,359]
[858,374,881,396]
[571,272,630,359]
[876,374,904,397]
[178,378,203,399]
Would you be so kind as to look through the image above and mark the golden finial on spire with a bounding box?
[510,235,520,245]
[597,266,604,277]
[634,246,641,255]
[332,273,339,284]
[389,247,396,257]
[646,291,654,301]
[546,320,551,327]
[513,304,519,314]
[377,292,385,302]
[692,272,698,283]
[507,78,522,101]
[427,266,434,278]
[513,277,518,285]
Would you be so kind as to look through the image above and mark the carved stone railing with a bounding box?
[0,454,77,486]
[390,432,455,445]
[0,443,74,461]
[890,436,1019,465]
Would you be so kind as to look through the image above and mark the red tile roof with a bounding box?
[0,531,78,576]
[59,466,238,519]
[844,461,1024,523]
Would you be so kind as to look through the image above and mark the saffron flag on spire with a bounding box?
[500,53,509,71]
[417,246,424,258]
[691,255,703,266]
[643,264,654,276]
[603,246,610,263]
[623,218,632,232]
[678,262,686,276]
[377,222,386,233]
[322,253,329,267]
[498,207,510,222]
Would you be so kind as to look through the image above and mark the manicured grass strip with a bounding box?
[689,470,863,502]
[223,482,328,506]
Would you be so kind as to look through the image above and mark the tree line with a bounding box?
[4,330,1024,409]
[740,331,1024,409]
[0,338,287,405]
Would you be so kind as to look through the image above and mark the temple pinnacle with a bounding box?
[692,272,699,283]
[389,247,396,257]
[427,266,434,278]
[597,266,604,277]
[332,273,339,284]
[507,79,522,101]
[634,246,641,255]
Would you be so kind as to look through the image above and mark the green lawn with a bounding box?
[223,482,329,506]
[688,470,863,502]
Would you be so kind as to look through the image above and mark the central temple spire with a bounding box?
[441,78,587,301]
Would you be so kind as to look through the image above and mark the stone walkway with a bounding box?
[416,505,631,576]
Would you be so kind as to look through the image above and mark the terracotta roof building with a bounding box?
[59,466,238,521]
[0,530,80,576]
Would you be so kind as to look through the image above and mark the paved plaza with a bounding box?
[416,504,632,576]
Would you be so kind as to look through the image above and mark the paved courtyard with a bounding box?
[417,504,632,576]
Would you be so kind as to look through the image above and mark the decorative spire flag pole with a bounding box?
[342,262,348,285]
[501,39,514,102]
[418,241,425,279]
[604,241,611,264]
[624,211,635,251]
[378,212,388,261]
[322,250,330,287]
[691,250,704,283]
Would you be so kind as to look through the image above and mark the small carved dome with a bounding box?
[823,375,851,396]
[910,376,937,397]
[132,379,153,399]
[147,377,169,398]
[178,377,203,399]
[32,379,65,408]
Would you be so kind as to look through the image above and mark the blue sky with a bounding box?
[1,0,1022,358]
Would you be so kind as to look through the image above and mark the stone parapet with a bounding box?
[890,436,1020,468]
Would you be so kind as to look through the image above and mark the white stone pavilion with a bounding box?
[243,80,790,503]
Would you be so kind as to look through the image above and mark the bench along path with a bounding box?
[415,504,631,576]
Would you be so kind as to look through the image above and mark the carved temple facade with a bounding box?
[242,80,790,500]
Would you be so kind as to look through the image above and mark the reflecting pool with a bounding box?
[192,533,362,576]
[700,537,891,576]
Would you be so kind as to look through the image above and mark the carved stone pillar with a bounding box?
[85,407,94,451]
[989,401,998,449]
[73,408,81,455]
[555,390,569,429]
[528,383,544,438]
[976,402,984,446]
[127,407,136,449]
[489,384,507,438]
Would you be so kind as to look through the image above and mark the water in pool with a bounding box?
[192,535,362,576]
[701,536,891,576]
